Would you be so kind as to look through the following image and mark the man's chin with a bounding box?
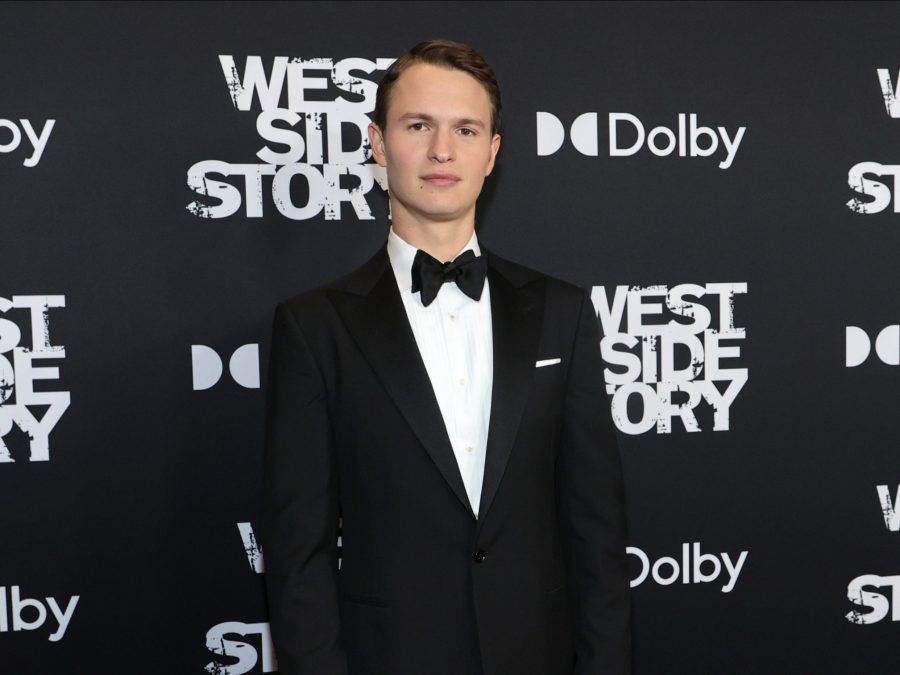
[393,199,474,225]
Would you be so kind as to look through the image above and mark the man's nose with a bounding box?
[428,128,454,162]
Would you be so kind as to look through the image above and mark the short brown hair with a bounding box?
[372,39,502,136]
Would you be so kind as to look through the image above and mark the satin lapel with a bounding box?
[329,248,475,519]
[477,256,546,526]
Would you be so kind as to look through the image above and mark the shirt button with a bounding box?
[449,313,456,320]
[465,445,473,453]
[458,378,466,386]
[473,549,486,563]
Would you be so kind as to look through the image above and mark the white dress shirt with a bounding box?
[386,226,493,517]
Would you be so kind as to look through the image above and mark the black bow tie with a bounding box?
[410,248,488,307]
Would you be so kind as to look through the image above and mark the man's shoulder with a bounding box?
[485,246,587,304]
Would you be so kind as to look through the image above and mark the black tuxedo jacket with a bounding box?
[262,243,630,675]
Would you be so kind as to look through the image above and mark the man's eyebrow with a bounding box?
[397,112,486,128]
[455,117,486,129]
[398,112,436,122]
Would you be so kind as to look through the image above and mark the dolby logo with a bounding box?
[536,111,745,169]
[845,326,899,367]
[627,542,748,593]
[191,344,260,390]
[0,118,54,167]
[0,585,79,642]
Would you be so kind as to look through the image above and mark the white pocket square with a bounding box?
[535,358,561,368]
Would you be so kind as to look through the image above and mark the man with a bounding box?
[263,39,630,675]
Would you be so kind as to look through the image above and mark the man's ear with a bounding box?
[369,122,387,167]
[485,133,501,176]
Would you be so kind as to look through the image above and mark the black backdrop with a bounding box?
[1,2,899,673]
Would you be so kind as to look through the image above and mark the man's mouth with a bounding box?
[422,173,461,186]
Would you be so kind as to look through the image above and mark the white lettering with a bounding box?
[0,586,77,641]
[45,596,79,642]
[237,522,265,573]
[608,112,644,157]
[877,68,900,118]
[846,574,900,624]
[594,283,746,434]
[876,484,900,531]
[628,544,748,592]
[19,119,55,167]
[205,621,277,674]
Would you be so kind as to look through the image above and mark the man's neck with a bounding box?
[390,212,476,263]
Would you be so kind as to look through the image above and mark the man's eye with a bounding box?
[458,127,476,136]
[409,122,427,131]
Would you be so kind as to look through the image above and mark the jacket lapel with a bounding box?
[329,245,475,518]
[477,247,546,525]
[328,243,546,524]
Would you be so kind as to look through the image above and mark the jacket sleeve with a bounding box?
[262,301,348,675]
[556,288,632,674]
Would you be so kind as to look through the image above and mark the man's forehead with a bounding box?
[389,63,491,119]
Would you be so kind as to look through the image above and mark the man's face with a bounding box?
[368,62,501,226]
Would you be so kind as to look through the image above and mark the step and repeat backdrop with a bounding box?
[1,2,898,673]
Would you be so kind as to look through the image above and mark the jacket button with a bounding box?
[473,549,486,563]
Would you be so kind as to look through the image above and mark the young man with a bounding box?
[263,40,631,675]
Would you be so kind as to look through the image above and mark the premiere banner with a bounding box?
[0,3,897,673]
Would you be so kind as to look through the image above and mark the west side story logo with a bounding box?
[846,483,900,624]
[0,296,69,462]
[186,56,394,221]
[591,284,747,435]
[846,69,900,214]
[205,523,275,675]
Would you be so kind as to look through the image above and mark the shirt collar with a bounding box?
[386,226,482,294]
